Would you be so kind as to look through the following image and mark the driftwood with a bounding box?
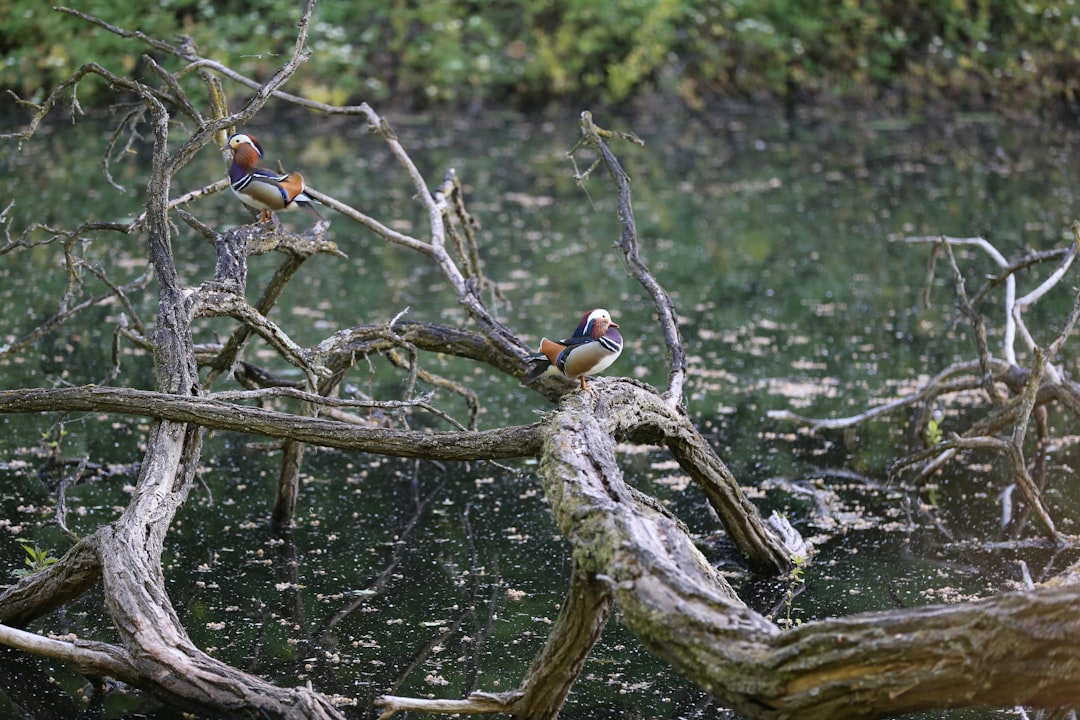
[2,5,1080,720]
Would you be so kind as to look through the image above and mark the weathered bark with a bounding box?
[204,241,315,385]
[0,542,102,629]
[372,380,798,720]
[538,382,1080,720]
[509,563,614,718]
[273,438,308,529]
[314,319,533,386]
[0,377,800,720]
[598,381,795,573]
[0,385,544,459]
[84,420,339,719]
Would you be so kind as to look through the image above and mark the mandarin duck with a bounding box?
[223,133,323,222]
[523,308,623,392]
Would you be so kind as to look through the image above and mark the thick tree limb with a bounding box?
[0,385,543,460]
[539,382,1080,720]
[599,382,796,573]
[0,542,102,629]
[376,381,787,719]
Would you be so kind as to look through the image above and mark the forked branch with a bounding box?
[773,230,1080,540]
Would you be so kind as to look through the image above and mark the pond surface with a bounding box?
[2,105,1080,719]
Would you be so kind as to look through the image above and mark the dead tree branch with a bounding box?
[570,111,688,405]
[533,384,1080,720]
[0,385,542,460]
[773,230,1080,541]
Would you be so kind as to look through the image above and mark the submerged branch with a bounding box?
[780,232,1080,538]
[767,358,1006,430]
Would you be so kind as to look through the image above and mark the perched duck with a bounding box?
[223,133,322,222]
[523,308,623,391]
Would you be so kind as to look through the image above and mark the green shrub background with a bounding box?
[4,1,1079,112]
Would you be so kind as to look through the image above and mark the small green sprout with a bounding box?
[783,552,807,630]
[40,425,67,449]
[12,542,59,578]
[925,408,945,446]
[925,419,942,446]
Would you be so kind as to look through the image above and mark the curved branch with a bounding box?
[194,290,333,389]
[312,319,530,382]
[905,235,1017,365]
[378,560,613,720]
[377,379,794,719]
[0,623,136,681]
[539,380,1080,720]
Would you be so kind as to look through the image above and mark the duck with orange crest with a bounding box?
[223,133,323,223]
[523,308,623,392]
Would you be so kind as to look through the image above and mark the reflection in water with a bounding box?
[2,110,1080,718]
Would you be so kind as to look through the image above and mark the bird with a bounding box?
[223,133,323,223]
[523,308,623,392]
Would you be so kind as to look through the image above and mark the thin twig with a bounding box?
[905,235,1016,364]
[573,111,686,405]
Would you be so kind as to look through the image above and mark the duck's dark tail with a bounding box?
[521,355,552,385]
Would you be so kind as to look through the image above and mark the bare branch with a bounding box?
[768,358,1004,431]
[0,622,137,682]
[573,111,687,406]
[209,386,469,431]
[194,291,332,389]
[0,270,152,360]
[906,234,1017,364]
[784,232,1078,537]
[0,385,543,460]
[938,236,1005,403]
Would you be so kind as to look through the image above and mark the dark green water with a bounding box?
[2,107,1080,718]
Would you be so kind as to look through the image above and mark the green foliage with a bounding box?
[925,407,944,446]
[40,425,66,449]
[4,0,1080,110]
[12,542,59,578]
[782,550,806,630]
[925,417,943,446]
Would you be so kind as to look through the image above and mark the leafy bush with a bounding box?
[3,0,1080,111]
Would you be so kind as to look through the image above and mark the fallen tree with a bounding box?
[2,5,1080,720]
